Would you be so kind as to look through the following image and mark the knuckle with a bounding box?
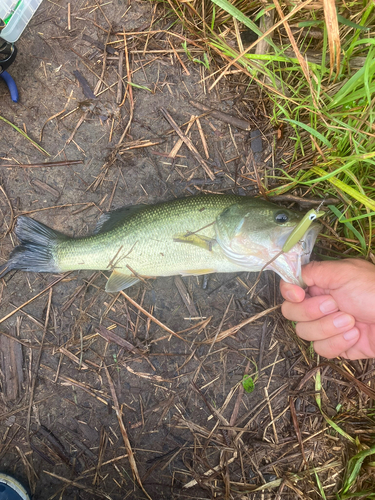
[305,303,318,321]
[314,341,335,359]
[281,301,293,320]
[321,318,335,337]
[326,336,342,358]
[295,322,306,339]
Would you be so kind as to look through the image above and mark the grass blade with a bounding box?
[0,116,49,156]
[328,205,367,251]
[337,14,370,30]
[283,119,333,147]
[342,446,375,494]
[311,167,375,211]
[210,0,278,50]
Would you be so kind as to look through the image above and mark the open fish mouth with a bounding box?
[269,223,321,286]
[215,218,321,286]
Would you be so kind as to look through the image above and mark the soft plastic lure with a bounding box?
[282,208,324,253]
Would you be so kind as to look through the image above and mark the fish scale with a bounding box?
[55,194,247,276]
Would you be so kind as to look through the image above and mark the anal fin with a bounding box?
[180,268,215,276]
[106,270,140,293]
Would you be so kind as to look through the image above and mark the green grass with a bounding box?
[166,0,375,259]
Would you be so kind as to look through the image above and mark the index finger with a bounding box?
[282,294,339,322]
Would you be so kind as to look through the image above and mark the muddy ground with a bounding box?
[0,1,350,499]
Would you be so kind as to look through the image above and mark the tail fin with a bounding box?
[0,216,69,278]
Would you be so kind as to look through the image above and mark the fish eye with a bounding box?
[274,212,289,224]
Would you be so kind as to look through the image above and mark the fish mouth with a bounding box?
[269,223,321,287]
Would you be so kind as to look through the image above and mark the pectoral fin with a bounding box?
[173,233,215,252]
[106,270,140,293]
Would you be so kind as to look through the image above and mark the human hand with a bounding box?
[280,259,375,360]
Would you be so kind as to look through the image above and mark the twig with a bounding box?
[39,109,67,141]
[296,362,375,400]
[189,99,251,131]
[120,291,186,342]
[289,396,307,465]
[160,107,215,180]
[196,117,209,159]
[104,365,151,500]
[269,194,339,206]
[174,276,198,317]
[0,184,14,237]
[0,396,51,420]
[201,304,281,343]
[56,346,89,370]
[26,288,53,441]
[168,38,189,75]
[90,32,134,191]
[67,3,71,30]
[0,273,72,325]
[66,111,89,145]
[43,472,113,500]
[97,325,145,355]
[168,115,196,158]
[273,0,317,108]
[264,386,278,444]
[255,9,275,57]
[229,360,250,438]
[0,160,83,168]
[116,50,124,104]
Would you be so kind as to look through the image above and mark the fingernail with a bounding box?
[343,328,359,341]
[333,314,353,328]
[319,298,338,314]
[285,291,295,301]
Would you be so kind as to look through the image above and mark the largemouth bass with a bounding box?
[0,195,320,292]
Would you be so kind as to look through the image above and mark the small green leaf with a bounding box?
[242,375,255,393]
[127,81,152,92]
[182,40,192,61]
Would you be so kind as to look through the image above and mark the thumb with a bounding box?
[301,260,352,290]
[280,280,305,302]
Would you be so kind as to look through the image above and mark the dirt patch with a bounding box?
[0,1,350,499]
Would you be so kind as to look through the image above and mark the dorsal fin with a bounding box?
[94,205,145,234]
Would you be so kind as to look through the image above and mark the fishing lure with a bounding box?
[282,208,324,253]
